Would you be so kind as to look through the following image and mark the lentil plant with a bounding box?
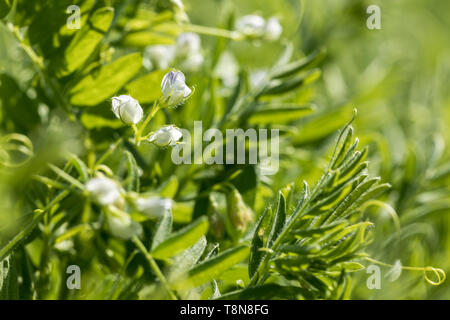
[0,0,447,300]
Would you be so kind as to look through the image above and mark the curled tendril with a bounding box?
[365,257,446,286]
[361,200,401,238]
[0,133,34,167]
[423,266,446,286]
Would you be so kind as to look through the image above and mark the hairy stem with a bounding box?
[132,236,178,300]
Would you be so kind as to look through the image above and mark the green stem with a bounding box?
[248,178,327,287]
[95,138,124,167]
[132,124,139,145]
[133,101,160,145]
[364,257,446,286]
[180,23,243,40]
[0,190,70,262]
[132,236,177,300]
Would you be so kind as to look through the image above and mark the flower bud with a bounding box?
[161,70,192,107]
[136,196,172,219]
[107,210,143,240]
[86,177,121,206]
[227,188,253,233]
[148,125,183,147]
[235,15,266,38]
[143,45,175,70]
[111,95,143,125]
[264,17,282,41]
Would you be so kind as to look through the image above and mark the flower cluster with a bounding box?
[86,175,174,239]
[235,15,283,41]
[95,69,192,238]
[111,70,190,147]
[143,32,204,72]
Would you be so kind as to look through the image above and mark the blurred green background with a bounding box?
[1,0,449,299]
[185,0,450,299]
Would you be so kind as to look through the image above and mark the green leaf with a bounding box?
[169,236,207,279]
[261,69,321,96]
[267,192,286,247]
[249,208,268,279]
[271,48,326,79]
[80,113,123,129]
[339,261,366,272]
[151,210,173,251]
[0,215,42,262]
[158,176,179,198]
[0,0,12,19]
[0,255,18,299]
[293,221,347,238]
[151,216,209,260]
[0,74,40,133]
[331,127,354,170]
[55,7,114,77]
[121,31,174,48]
[338,147,368,178]
[247,105,315,125]
[125,151,140,192]
[217,284,309,300]
[69,154,89,183]
[172,245,249,291]
[125,69,167,104]
[293,106,354,145]
[69,53,142,106]
[324,177,380,223]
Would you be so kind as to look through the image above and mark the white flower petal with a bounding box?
[86,177,121,206]
[236,15,266,37]
[161,71,191,107]
[107,213,142,239]
[111,95,143,125]
[149,125,183,147]
[136,196,172,219]
[265,17,282,41]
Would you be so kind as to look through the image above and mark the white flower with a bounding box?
[161,70,192,106]
[235,15,266,37]
[176,33,201,57]
[143,45,175,70]
[264,17,282,41]
[86,177,121,206]
[136,196,172,219]
[107,212,142,240]
[111,95,143,125]
[179,52,204,72]
[148,125,183,147]
[214,51,239,89]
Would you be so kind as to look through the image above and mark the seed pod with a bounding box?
[208,196,225,240]
[226,188,253,233]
